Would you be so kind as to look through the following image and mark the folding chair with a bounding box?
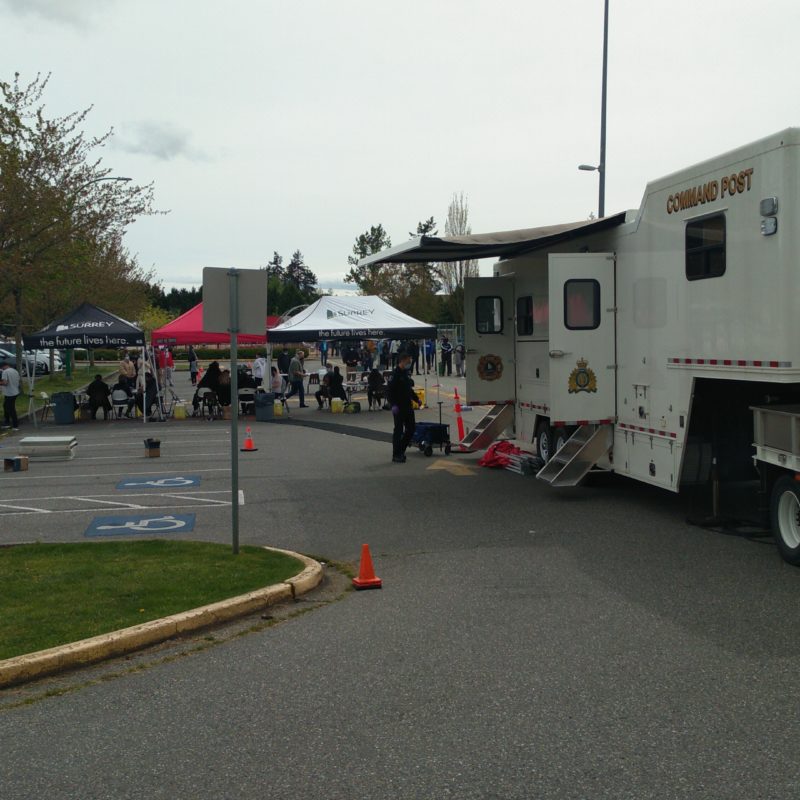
[201,390,223,420]
[238,389,255,416]
[39,392,53,423]
[111,389,131,419]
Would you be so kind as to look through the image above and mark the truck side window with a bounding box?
[516,296,533,336]
[476,296,503,333]
[564,279,600,330]
[686,214,726,280]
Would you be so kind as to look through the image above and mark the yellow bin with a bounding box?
[331,398,344,414]
[173,403,187,420]
[414,388,426,407]
[274,401,284,417]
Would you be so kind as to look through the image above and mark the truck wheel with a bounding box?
[553,427,569,456]
[535,421,553,463]
[771,475,800,565]
[424,445,433,457]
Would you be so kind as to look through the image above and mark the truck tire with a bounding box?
[771,475,800,565]
[535,421,553,463]
[553,427,569,456]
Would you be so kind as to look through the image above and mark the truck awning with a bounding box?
[359,212,628,265]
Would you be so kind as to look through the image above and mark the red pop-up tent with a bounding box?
[151,302,279,346]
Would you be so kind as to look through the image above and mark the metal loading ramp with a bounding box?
[457,403,515,452]
[536,424,613,486]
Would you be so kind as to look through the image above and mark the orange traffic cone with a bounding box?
[352,543,382,590]
[240,426,258,452]
[453,387,466,442]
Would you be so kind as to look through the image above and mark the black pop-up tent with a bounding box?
[24,302,145,349]
[23,302,146,427]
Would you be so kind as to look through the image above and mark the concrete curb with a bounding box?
[0,548,322,689]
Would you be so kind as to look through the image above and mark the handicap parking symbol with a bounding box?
[85,513,196,537]
[116,475,201,490]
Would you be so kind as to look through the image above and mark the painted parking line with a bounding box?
[0,490,243,516]
[85,513,196,537]
[116,475,202,490]
[0,467,230,483]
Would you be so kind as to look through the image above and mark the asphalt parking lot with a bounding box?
[4,368,800,799]
[0,368,480,551]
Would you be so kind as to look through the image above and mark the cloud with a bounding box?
[0,0,116,26]
[112,121,208,162]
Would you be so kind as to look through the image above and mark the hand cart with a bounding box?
[412,421,452,456]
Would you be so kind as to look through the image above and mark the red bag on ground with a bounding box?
[478,440,523,468]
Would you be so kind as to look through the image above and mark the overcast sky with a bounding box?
[3,0,799,291]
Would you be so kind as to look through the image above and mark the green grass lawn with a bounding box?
[0,540,304,660]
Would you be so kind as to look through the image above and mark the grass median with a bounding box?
[0,540,304,660]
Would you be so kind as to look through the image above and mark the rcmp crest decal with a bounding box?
[477,354,503,381]
[568,357,597,394]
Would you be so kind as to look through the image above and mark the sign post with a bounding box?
[202,268,268,555]
[228,268,240,553]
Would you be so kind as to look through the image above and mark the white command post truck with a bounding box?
[361,128,800,565]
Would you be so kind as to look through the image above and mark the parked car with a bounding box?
[0,344,62,375]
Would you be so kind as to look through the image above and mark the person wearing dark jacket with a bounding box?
[192,360,222,413]
[276,347,291,377]
[87,374,112,420]
[386,351,419,462]
[440,336,453,376]
[136,372,158,419]
[367,368,386,410]
[328,366,347,403]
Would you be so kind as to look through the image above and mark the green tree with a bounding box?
[344,224,397,296]
[0,72,160,369]
[136,304,174,336]
[266,251,284,279]
[285,250,318,296]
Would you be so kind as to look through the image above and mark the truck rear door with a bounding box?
[464,276,516,405]
[547,253,616,426]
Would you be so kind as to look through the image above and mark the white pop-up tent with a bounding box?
[267,295,436,342]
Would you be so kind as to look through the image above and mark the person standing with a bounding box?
[119,353,136,391]
[440,336,453,376]
[284,350,308,407]
[379,340,389,371]
[188,345,199,386]
[386,351,418,463]
[408,340,420,375]
[425,339,434,372]
[454,341,466,377]
[165,348,175,387]
[0,359,21,431]
[277,346,291,378]
[156,347,168,387]
[390,338,400,369]
[252,352,267,388]
[320,339,328,367]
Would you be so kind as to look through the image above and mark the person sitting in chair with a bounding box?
[192,361,222,414]
[111,380,135,418]
[315,364,334,409]
[86,374,112,420]
[217,368,232,406]
[136,372,158,420]
[367,368,386,411]
[328,366,347,405]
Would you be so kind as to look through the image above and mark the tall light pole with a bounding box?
[578,0,609,218]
